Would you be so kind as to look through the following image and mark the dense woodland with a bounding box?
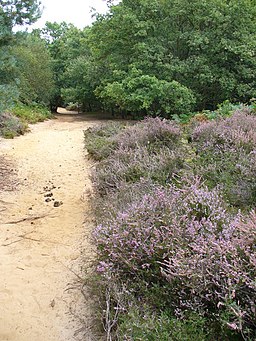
[1,1,256,340]
[1,0,256,119]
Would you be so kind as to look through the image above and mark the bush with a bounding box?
[85,117,182,161]
[162,210,256,338]
[92,179,155,225]
[0,112,26,138]
[94,178,256,338]
[118,309,210,341]
[97,69,196,117]
[65,102,80,111]
[92,146,184,195]
[93,178,231,277]
[191,109,256,208]
[88,111,256,340]
[89,117,184,194]
[113,117,181,150]
[12,103,52,124]
[84,122,125,161]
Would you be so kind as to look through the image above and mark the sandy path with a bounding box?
[0,113,100,341]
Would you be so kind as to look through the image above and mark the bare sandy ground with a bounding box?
[0,112,101,341]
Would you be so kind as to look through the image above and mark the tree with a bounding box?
[0,0,41,112]
[39,21,85,111]
[62,55,99,112]
[86,0,256,116]
[96,67,195,117]
[12,33,54,106]
[40,22,98,112]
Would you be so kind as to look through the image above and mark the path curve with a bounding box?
[0,114,100,341]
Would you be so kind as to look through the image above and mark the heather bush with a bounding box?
[192,109,256,152]
[93,178,256,338]
[191,109,256,208]
[89,117,184,195]
[88,111,256,339]
[113,117,181,150]
[93,178,230,277]
[85,117,182,162]
[84,122,126,161]
[0,112,26,138]
[92,179,155,224]
[162,210,256,338]
[92,145,184,195]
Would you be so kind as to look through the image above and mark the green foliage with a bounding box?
[0,103,51,138]
[86,0,256,116]
[0,44,19,112]
[37,0,256,117]
[39,22,92,111]
[97,68,196,117]
[0,0,42,113]
[0,0,41,32]
[12,103,52,124]
[0,82,19,113]
[12,34,54,106]
[62,55,99,112]
[118,309,210,341]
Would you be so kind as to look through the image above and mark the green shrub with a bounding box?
[12,103,52,124]
[118,309,210,341]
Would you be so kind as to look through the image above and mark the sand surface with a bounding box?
[0,112,101,341]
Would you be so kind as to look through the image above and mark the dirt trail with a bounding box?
[0,112,100,341]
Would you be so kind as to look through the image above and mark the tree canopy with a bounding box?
[40,0,256,117]
[0,0,42,112]
[1,0,256,117]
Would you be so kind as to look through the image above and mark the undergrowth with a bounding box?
[85,108,256,340]
[0,102,52,138]
[12,102,52,124]
[0,112,26,138]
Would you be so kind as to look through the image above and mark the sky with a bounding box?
[30,0,111,29]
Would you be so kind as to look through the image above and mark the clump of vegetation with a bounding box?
[84,122,126,161]
[117,309,212,341]
[0,104,52,138]
[92,145,184,194]
[12,103,52,124]
[191,108,256,208]
[0,112,26,138]
[90,118,184,194]
[86,108,256,340]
